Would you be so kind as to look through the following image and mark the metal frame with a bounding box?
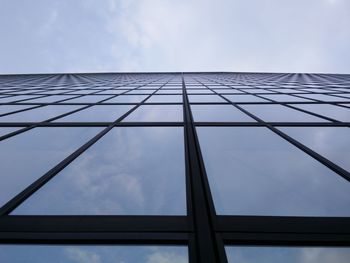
[0,72,349,262]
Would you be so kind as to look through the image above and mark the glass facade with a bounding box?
[0,72,349,262]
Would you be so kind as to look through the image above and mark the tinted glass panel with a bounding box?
[188,95,226,102]
[226,246,350,263]
[25,95,77,103]
[0,95,42,103]
[54,105,134,122]
[123,105,183,122]
[146,95,182,103]
[299,94,350,102]
[261,94,311,102]
[292,104,350,122]
[0,105,33,115]
[224,95,268,103]
[191,105,255,122]
[106,95,148,103]
[14,127,186,215]
[0,127,102,207]
[66,95,112,103]
[241,104,327,122]
[196,127,350,216]
[0,245,188,263]
[0,105,83,122]
[280,127,350,172]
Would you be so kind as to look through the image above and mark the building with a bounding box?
[0,72,349,262]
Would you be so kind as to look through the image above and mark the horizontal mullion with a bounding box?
[216,216,350,234]
[0,232,189,245]
[0,215,190,233]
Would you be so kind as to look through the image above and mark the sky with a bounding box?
[0,0,349,74]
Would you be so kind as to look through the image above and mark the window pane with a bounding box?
[0,127,102,207]
[187,89,213,94]
[0,105,33,115]
[226,246,350,263]
[188,95,226,102]
[0,245,188,263]
[66,95,112,103]
[0,95,43,103]
[127,89,155,94]
[13,127,186,215]
[260,94,311,102]
[292,104,350,122]
[106,95,148,103]
[146,95,182,103]
[25,95,77,103]
[191,105,255,122]
[280,127,350,172]
[241,104,327,122]
[156,89,182,94]
[196,127,350,216]
[123,105,183,122]
[54,105,134,122]
[299,93,350,102]
[0,105,83,122]
[223,95,268,103]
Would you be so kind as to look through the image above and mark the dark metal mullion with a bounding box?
[203,84,350,182]
[182,74,221,262]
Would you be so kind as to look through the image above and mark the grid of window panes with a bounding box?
[0,72,349,262]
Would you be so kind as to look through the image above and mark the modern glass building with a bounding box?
[0,72,349,262]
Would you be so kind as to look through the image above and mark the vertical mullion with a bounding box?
[182,73,222,262]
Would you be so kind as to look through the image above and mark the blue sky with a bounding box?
[0,0,349,74]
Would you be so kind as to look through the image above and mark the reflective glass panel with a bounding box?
[123,105,183,122]
[260,94,311,102]
[223,95,268,103]
[226,246,350,263]
[156,89,182,94]
[280,127,350,172]
[106,95,148,103]
[188,95,226,102]
[25,95,77,103]
[0,105,83,122]
[242,89,275,94]
[127,90,155,94]
[299,94,350,102]
[241,104,327,122]
[146,95,182,103]
[0,95,43,103]
[187,89,213,94]
[196,127,350,216]
[14,127,186,215]
[0,245,188,263]
[292,104,350,122]
[66,95,112,103]
[0,105,33,115]
[0,127,102,207]
[54,105,134,122]
[191,105,255,122]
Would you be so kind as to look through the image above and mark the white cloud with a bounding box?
[146,251,187,263]
[64,247,101,263]
[300,247,350,263]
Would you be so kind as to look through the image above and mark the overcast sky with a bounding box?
[0,0,349,74]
